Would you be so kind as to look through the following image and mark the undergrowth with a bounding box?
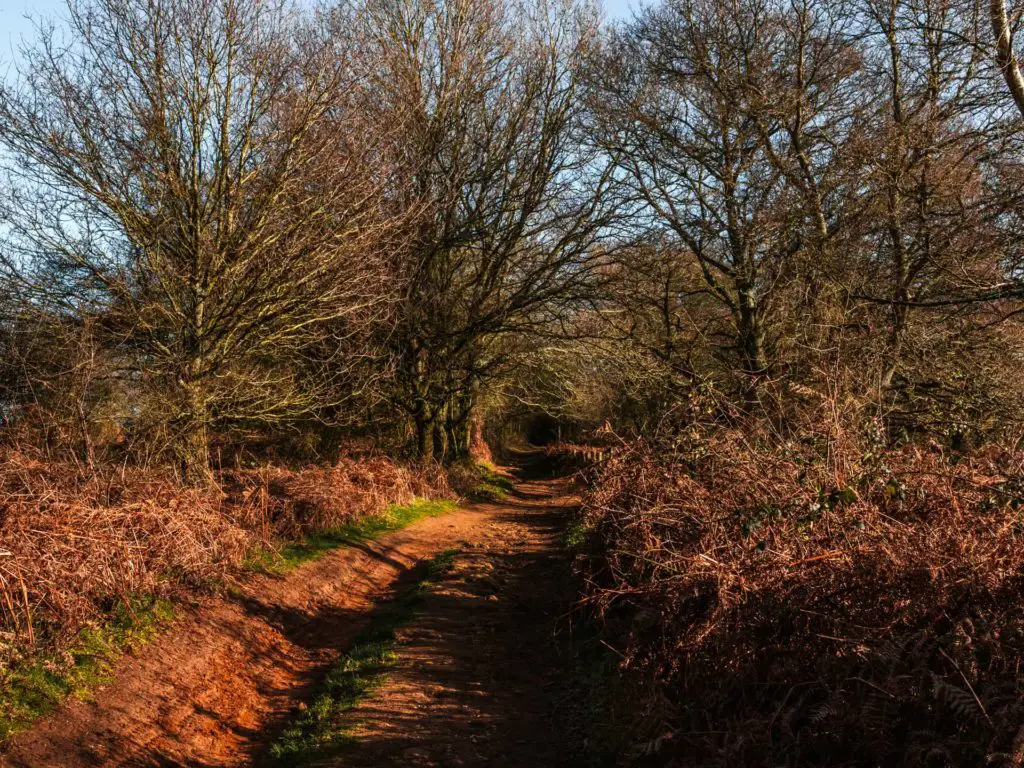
[563,519,596,554]
[0,453,454,746]
[561,517,631,768]
[0,595,174,741]
[243,499,456,574]
[571,408,1024,767]
[562,621,628,768]
[265,548,460,765]
[448,460,514,502]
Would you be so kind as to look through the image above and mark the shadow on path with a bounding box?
[308,470,584,768]
[1,457,584,768]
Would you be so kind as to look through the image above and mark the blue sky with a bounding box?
[0,0,42,65]
[1,0,639,68]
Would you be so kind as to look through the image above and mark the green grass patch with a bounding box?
[244,498,457,574]
[425,548,459,581]
[564,519,596,554]
[468,463,514,502]
[563,623,626,768]
[0,594,174,742]
[265,549,460,765]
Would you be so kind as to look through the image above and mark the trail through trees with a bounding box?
[0,467,580,768]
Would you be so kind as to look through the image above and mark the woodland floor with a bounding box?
[0,459,588,768]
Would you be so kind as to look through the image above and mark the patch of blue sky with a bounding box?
[0,0,643,76]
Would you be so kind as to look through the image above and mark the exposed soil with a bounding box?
[1,465,581,768]
[324,473,580,768]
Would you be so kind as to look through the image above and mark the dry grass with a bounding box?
[0,450,451,670]
[0,452,250,660]
[575,413,1024,766]
[223,454,450,539]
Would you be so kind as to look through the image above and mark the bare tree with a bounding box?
[0,0,392,481]
[851,0,1008,390]
[586,0,863,387]
[355,0,612,460]
[989,0,1024,116]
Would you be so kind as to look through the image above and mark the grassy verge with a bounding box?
[0,496,456,745]
[244,498,457,574]
[562,624,626,768]
[0,595,175,741]
[560,514,627,767]
[266,548,460,765]
[467,462,514,502]
[563,518,597,553]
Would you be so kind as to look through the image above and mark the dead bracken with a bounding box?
[573,407,1024,766]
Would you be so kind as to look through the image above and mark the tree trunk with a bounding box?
[177,381,212,485]
[431,399,449,461]
[880,301,907,391]
[444,387,475,461]
[432,419,448,462]
[177,419,211,485]
[414,407,434,462]
[736,282,768,378]
[991,0,1024,120]
[75,398,95,472]
[445,412,470,460]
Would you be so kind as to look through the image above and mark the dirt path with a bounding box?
[321,473,579,768]
[1,468,580,767]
